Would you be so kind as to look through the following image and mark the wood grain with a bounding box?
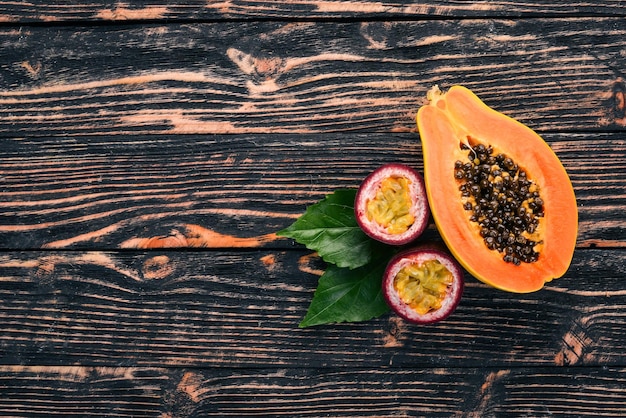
[1,19,625,136]
[0,365,624,417]
[0,248,624,368]
[1,133,623,249]
[1,1,626,23]
[1,2,625,416]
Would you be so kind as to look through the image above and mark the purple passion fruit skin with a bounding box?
[355,164,430,246]
[383,246,464,324]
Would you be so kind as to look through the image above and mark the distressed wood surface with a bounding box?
[0,133,624,249]
[1,19,626,136]
[1,2,625,417]
[1,1,626,22]
[1,249,625,368]
[0,365,624,417]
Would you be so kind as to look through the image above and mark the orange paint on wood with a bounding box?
[382,316,404,348]
[578,239,626,248]
[142,255,174,280]
[312,1,391,13]
[260,254,277,271]
[122,231,189,249]
[469,370,510,416]
[0,72,209,97]
[123,111,316,134]
[95,6,168,20]
[33,253,142,281]
[19,61,42,78]
[120,224,277,249]
[0,365,90,380]
[177,371,203,403]
[554,320,593,366]
[185,224,277,248]
[297,253,324,276]
[43,223,126,248]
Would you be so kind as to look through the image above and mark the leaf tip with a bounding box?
[275,228,288,237]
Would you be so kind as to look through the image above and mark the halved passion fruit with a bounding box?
[355,164,430,246]
[383,246,464,324]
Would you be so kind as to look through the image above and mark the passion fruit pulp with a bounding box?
[383,246,464,324]
[355,164,430,246]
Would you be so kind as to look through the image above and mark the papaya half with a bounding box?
[416,85,578,293]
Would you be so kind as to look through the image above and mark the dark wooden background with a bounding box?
[1,1,625,416]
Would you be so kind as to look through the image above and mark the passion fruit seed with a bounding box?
[454,142,543,265]
[366,176,415,234]
[394,259,453,315]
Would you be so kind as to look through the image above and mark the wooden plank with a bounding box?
[0,366,164,417]
[1,1,625,23]
[0,133,623,249]
[0,248,624,368]
[0,19,625,136]
[0,366,624,417]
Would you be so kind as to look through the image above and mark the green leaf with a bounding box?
[299,251,394,328]
[277,189,386,269]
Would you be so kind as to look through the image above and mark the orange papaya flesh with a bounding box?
[416,85,578,293]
